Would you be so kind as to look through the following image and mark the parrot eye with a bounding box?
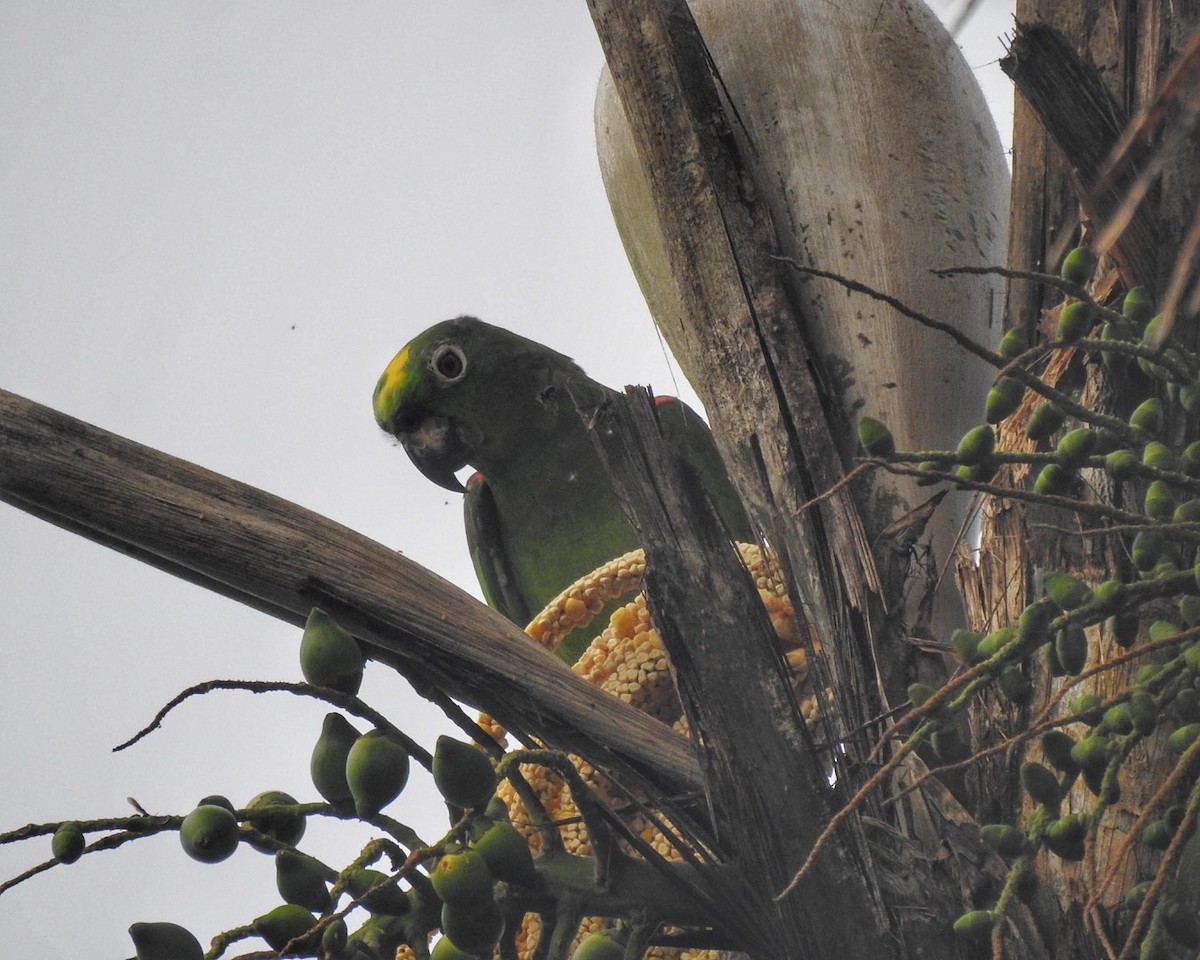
[431,344,467,383]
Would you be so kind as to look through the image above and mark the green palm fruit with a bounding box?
[1135,664,1163,685]
[254,903,318,953]
[956,425,995,465]
[1184,442,1200,476]
[472,820,538,887]
[1041,731,1079,774]
[430,849,494,905]
[1132,530,1166,571]
[322,918,349,957]
[1044,813,1087,860]
[1145,480,1176,519]
[857,417,895,456]
[1054,427,1096,467]
[346,730,411,819]
[430,934,479,960]
[1150,620,1181,644]
[1142,441,1176,471]
[432,737,497,809]
[1049,812,1088,843]
[311,712,361,808]
[1169,723,1200,754]
[952,910,996,942]
[979,823,1028,859]
[1123,286,1154,325]
[1025,401,1066,442]
[1034,463,1074,496]
[930,725,967,764]
[1149,555,1180,580]
[1104,448,1139,480]
[915,459,947,484]
[951,629,984,663]
[246,790,306,847]
[572,933,624,960]
[52,822,85,864]
[128,922,204,960]
[1125,881,1152,909]
[276,849,332,912]
[1060,246,1096,286]
[956,460,996,484]
[975,626,1017,660]
[1143,312,1172,351]
[1143,819,1173,850]
[1175,500,1200,525]
[299,607,364,694]
[348,868,410,915]
[1017,600,1054,645]
[348,914,409,959]
[1186,643,1200,671]
[198,794,235,813]
[1043,571,1093,610]
[180,804,240,864]
[440,898,504,956]
[1071,734,1112,771]
[1181,383,1200,415]
[1106,612,1139,649]
[999,665,1033,704]
[1129,397,1164,438]
[1084,768,1118,801]
[907,682,935,708]
[1045,639,1066,676]
[1057,300,1095,340]
[1164,347,1189,381]
[1092,579,1125,612]
[1102,703,1133,735]
[1020,762,1061,807]
[1070,694,1105,725]
[1137,352,1172,381]
[998,328,1028,358]
[1129,691,1158,735]
[1055,626,1089,675]
[985,377,1024,424]
[1100,319,1137,373]
[1175,688,1200,723]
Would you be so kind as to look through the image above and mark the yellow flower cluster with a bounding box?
[479,543,815,960]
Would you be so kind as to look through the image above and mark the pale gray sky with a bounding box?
[0,3,1013,955]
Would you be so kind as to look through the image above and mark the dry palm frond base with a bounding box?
[477,543,819,960]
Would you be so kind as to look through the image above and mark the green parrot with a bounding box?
[373,316,753,646]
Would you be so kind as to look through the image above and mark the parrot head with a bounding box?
[372,316,589,493]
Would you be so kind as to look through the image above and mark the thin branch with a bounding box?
[114,678,434,768]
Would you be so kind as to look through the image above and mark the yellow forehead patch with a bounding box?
[372,344,413,426]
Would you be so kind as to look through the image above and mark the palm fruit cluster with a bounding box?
[479,542,813,960]
[859,248,1200,954]
[127,608,418,959]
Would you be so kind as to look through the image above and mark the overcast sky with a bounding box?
[0,3,1013,955]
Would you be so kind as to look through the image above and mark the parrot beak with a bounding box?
[395,414,475,493]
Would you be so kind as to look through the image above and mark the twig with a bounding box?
[114,678,434,769]
[1113,741,1200,960]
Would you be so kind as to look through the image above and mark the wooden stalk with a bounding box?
[0,388,701,799]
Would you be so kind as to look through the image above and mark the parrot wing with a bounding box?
[464,471,533,627]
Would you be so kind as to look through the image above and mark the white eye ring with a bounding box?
[431,344,467,383]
